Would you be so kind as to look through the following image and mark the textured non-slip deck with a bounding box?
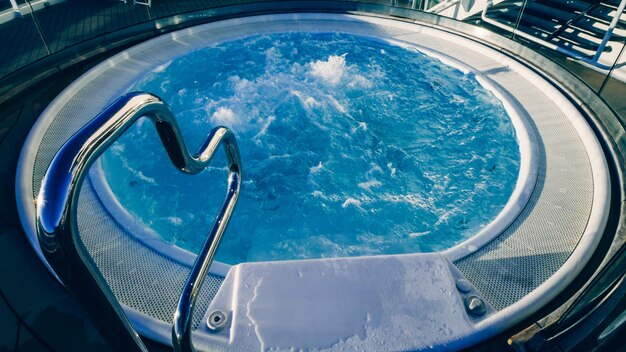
[455,70,593,310]
[17,13,609,349]
[0,0,241,80]
[78,179,222,331]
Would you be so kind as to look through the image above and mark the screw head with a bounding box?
[207,311,228,331]
[465,296,486,316]
[455,279,472,293]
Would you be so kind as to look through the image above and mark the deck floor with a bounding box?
[0,0,240,79]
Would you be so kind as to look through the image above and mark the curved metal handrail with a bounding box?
[172,127,241,352]
[36,92,241,352]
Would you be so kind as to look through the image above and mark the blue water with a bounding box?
[99,32,520,264]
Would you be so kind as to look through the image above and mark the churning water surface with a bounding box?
[100,32,520,264]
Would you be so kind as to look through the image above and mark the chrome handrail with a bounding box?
[36,92,241,352]
[172,125,241,351]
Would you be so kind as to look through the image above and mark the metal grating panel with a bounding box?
[455,70,594,310]
[77,178,222,330]
[33,72,130,193]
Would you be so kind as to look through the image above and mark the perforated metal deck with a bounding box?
[454,71,594,310]
[78,179,223,330]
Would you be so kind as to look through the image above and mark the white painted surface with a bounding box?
[197,254,486,351]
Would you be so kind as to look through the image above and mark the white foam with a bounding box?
[380,193,428,209]
[366,163,384,176]
[434,207,462,227]
[230,76,256,97]
[166,216,183,226]
[325,94,347,114]
[358,180,382,191]
[310,162,324,174]
[135,117,148,128]
[135,171,157,185]
[269,154,291,160]
[119,156,157,185]
[265,47,279,61]
[111,143,125,155]
[351,122,367,133]
[253,115,276,139]
[347,75,372,89]
[304,97,321,108]
[342,198,362,208]
[309,54,347,85]
[210,107,238,126]
[291,91,321,109]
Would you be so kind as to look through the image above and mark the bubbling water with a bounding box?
[309,54,348,84]
[100,32,520,264]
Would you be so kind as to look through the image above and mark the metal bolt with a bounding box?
[465,296,486,316]
[455,279,472,293]
[207,311,228,331]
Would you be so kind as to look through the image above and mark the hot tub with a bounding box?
[16,13,610,351]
